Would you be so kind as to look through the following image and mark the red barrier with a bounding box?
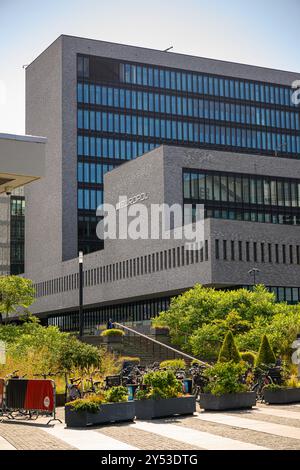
[24,380,54,412]
[1,378,61,424]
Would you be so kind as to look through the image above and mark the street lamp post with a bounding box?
[78,251,84,338]
[248,267,261,286]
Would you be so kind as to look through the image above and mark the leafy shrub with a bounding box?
[285,375,300,388]
[101,328,125,337]
[255,334,276,367]
[137,370,182,400]
[218,331,241,363]
[240,351,256,366]
[135,388,149,400]
[66,395,103,413]
[263,383,282,392]
[160,359,186,371]
[189,323,224,361]
[104,386,128,403]
[58,337,101,371]
[119,356,140,365]
[151,324,170,331]
[203,362,248,396]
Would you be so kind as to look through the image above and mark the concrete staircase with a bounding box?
[122,334,183,365]
[83,329,191,366]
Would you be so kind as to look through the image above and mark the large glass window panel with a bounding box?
[102,112,107,132]
[203,76,208,94]
[78,189,84,209]
[284,182,291,207]
[270,180,277,205]
[198,174,206,199]
[243,177,250,203]
[250,179,257,204]
[183,172,191,198]
[220,175,228,201]
[84,136,89,156]
[256,179,263,204]
[90,137,95,157]
[84,110,89,130]
[90,111,95,131]
[263,179,271,205]
[235,177,242,202]
[191,173,198,199]
[277,181,284,206]
[84,190,90,210]
[78,135,83,155]
[291,182,297,207]
[228,176,235,202]
[77,83,83,102]
[95,85,101,105]
[78,163,83,182]
[213,175,221,201]
[154,68,159,87]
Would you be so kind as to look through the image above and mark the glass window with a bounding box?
[183,172,190,198]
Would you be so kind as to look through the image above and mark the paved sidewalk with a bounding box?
[1,404,300,450]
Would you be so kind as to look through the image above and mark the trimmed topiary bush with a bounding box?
[255,334,276,367]
[101,328,125,337]
[240,351,256,366]
[218,331,241,363]
[160,359,186,370]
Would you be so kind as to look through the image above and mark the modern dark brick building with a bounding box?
[24,35,300,331]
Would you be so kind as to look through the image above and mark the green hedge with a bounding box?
[160,359,186,370]
[101,328,125,337]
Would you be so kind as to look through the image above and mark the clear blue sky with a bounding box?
[0,0,299,134]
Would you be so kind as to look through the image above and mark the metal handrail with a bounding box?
[114,322,208,366]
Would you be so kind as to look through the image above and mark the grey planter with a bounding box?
[65,401,135,427]
[101,335,124,343]
[263,387,300,404]
[135,396,196,420]
[150,327,169,336]
[199,392,256,411]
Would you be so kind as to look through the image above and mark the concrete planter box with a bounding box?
[199,392,256,411]
[150,327,169,336]
[135,396,196,419]
[101,335,124,343]
[263,387,300,404]
[65,401,135,427]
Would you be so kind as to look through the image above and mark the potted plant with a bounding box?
[150,324,170,337]
[159,359,186,371]
[65,386,134,427]
[263,376,300,404]
[100,328,125,343]
[135,370,196,419]
[199,361,256,411]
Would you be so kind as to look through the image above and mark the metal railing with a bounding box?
[114,322,207,366]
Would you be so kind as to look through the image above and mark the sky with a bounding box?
[0,0,299,135]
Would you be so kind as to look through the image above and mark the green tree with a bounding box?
[255,334,276,367]
[218,331,241,363]
[58,336,100,373]
[0,276,35,324]
[153,284,277,354]
[189,323,225,361]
